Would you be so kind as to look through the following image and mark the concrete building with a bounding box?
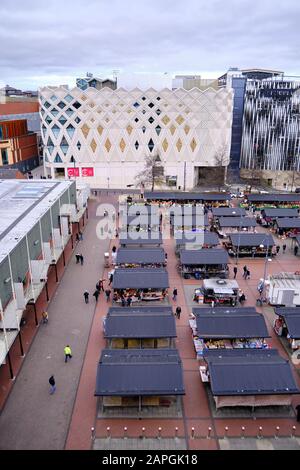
[172,75,219,91]
[76,75,117,91]
[0,179,89,378]
[0,99,40,135]
[0,119,39,173]
[39,86,233,189]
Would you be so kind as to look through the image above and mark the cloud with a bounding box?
[0,0,299,89]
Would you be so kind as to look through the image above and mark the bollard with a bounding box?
[191,427,195,439]
[275,426,280,439]
[124,427,128,439]
[257,426,263,439]
[141,427,146,439]
[241,426,245,439]
[207,427,212,439]
[175,427,179,438]
[224,426,229,438]
[158,427,162,439]
[106,427,111,438]
[291,426,296,438]
[91,427,95,442]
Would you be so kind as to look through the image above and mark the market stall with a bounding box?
[201,348,300,408]
[212,207,246,219]
[175,232,219,255]
[116,248,166,267]
[179,249,229,279]
[244,193,300,210]
[217,217,257,233]
[274,307,300,352]
[144,191,231,206]
[261,208,299,227]
[274,218,300,236]
[267,273,300,307]
[193,278,239,305]
[224,233,275,257]
[95,349,185,412]
[170,211,209,234]
[112,267,169,303]
[189,307,270,358]
[119,234,163,247]
[120,204,161,233]
[103,306,176,349]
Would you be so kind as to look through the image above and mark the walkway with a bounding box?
[0,195,111,450]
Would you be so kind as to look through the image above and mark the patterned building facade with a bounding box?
[39,86,233,189]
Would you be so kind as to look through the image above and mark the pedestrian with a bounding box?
[294,245,299,256]
[282,243,287,253]
[211,300,215,309]
[42,310,48,324]
[296,404,300,422]
[79,231,83,241]
[75,253,80,264]
[112,246,117,253]
[108,272,113,286]
[243,265,248,279]
[175,306,181,319]
[98,279,105,292]
[246,269,251,280]
[276,245,280,254]
[75,233,80,242]
[127,296,132,307]
[165,253,168,261]
[121,296,126,307]
[93,289,100,302]
[105,289,111,302]
[172,288,178,301]
[64,345,72,363]
[49,375,56,394]
[233,266,237,279]
[80,254,84,265]
[83,290,89,303]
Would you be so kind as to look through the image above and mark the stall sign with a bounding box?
[81,167,94,177]
[67,168,80,177]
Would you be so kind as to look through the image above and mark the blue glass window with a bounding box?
[54,154,62,163]
[51,124,60,139]
[148,138,154,152]
[66,124,75,139]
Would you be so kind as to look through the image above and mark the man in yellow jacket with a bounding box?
[64,345,72,363]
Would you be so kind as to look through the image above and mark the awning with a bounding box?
[116,248,165,264]
[262,208,299,218]
[95,349,185,396]
[219,217,257,228]
[247,193,300,203]
[175,232,219,246]
[212,207,246,217]
[112,267,169,289]
[228,233,275,247]
[119,234,163,245]
[180,248,229,265]
[144,191,230,201]
[275,218,300,229]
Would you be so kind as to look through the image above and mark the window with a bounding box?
[134,118,139,123]
[148,102,154,108]
[142,126,146,134]
[50,108,59,117]
[44,101,51,109]
[66,124,75,139]
[142,96,146,101]
[156,109,161,116]
[155,125,161,136]
[148,138,154,152]
[157,97,161,101]
[133,102,140,108]
[72,101,81,109]
[148,117,154,124]
[51,124,60,139]
[58,116,67,125]
[77,141,81,150]
[1,148,8,165]
[45,116,52,124]
[57,101,66,109]
[135,141,139,150]
[50,95,57,101]
[60,137,69,154]
[47,137,54,154]
[75,117,81,124]
[65,109,74,117]
[64,94,73,103]
[0,125,3,140]
[54,154,63,163]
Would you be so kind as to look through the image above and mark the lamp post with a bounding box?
[259,238,272,303]
[232,211,243,265]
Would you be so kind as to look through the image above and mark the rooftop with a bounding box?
[218,217,257,228]
[112,267,169,289]
[228,233,275,247]
[116,248,165,265]
[180,248,228,265]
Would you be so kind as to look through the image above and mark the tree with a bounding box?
[214,141,229,186]
[135,153,165,191]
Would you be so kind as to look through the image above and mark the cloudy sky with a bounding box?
[0,0,299,90]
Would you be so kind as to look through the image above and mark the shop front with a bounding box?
[115,248,166,268]
[274,307,300,352]
[179,248,229,279]
[224,233,275,258]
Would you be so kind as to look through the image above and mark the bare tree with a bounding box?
[135,154,165,191]
[214,141,229,187]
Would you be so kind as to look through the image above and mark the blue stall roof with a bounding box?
[203,349,299,396]
[175,232,219,246]
[262,208,299,218]
[228,233,275,247]
[119,233,163,246]
[116,248,165,265]
[212,207,246,217]
[180,248,229,265]
[144,191,230,201]
[95,349,185,396]
[275,307,300,339]
[219,217,257,228]
[104,306,176,338]
[275,218,300,229]
[112,268,169,289]
[247,193,300,203]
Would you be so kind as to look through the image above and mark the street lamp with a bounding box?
[258,239,272,304]
[107,177,110,189]
[232,211,243,265]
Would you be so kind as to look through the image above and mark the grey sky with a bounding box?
[0,0,299,89]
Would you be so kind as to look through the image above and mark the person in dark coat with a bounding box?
[83,290,89,303]
[108,273,113,286]
[93,290,100,302]
[243,265,248,279]
[80,254,84,265]
[75,253,80,264]
[105,289,111,302]
[49,375,56,394]
[175,306,181,319]
[172,288,178,301]
[233,266,238,279]
[294,245,299,256]
[282,244,287,253]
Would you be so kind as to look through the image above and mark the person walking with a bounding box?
[83,290,89,304]
[175,306,181,319]
[93,289,100,302]
[80,254,84,265]
[105,289,111,302]
[75,253,81,264]
[42,311,48,324]
[294,245,299,256]
[172,288,178,301]
[97,279,105,292]
[64,345,72,363]
[108,272,114,286]
[79,231,83,241]
[75,233,80,243]
[233,266,238,279]
[246,269,251,280]
[243,265,248,279]
[49,375,56,394]
[282,243,287,253]
[276,245,280,255]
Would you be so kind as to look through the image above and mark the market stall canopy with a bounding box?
[170,212,209,227]
[144,191,230,202]
[119,233,163,246]
[104,306,176,338]
[261,208,299,218]
[194,309,270,339]
[116,248,165,265]
[228,233,275,247]
[112,268,169,289]
[175,232,219,247]
[247,193,300,203]
[180,249,229,265]
[218,217,257,228]
[95,349,185,396]
[193,307,257,315]
[203,349,300,396]
[275,307,300,338]
[275,218,300,229]
[212,207,246,217]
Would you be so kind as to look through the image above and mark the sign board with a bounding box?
[67,168,80,177]
[81,167,94,177]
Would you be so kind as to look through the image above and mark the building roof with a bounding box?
[112,267,169,289]
[104,306,176,338]
[203,349,299,396]
[262,208,299,218]
[175,232,219,246]
[228,233,275,247]
[219,217,257,228]
[247,193,300,203]
[202,278,239,293]
[116,248,165,264]
[180,248,229,265]
[95,349,185,396]
[194,309,269,339]
[275,218,300,229]
[144,191,230,201]
[275,308,300,338]
[212,207,246,217]
[119,234,163,246]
